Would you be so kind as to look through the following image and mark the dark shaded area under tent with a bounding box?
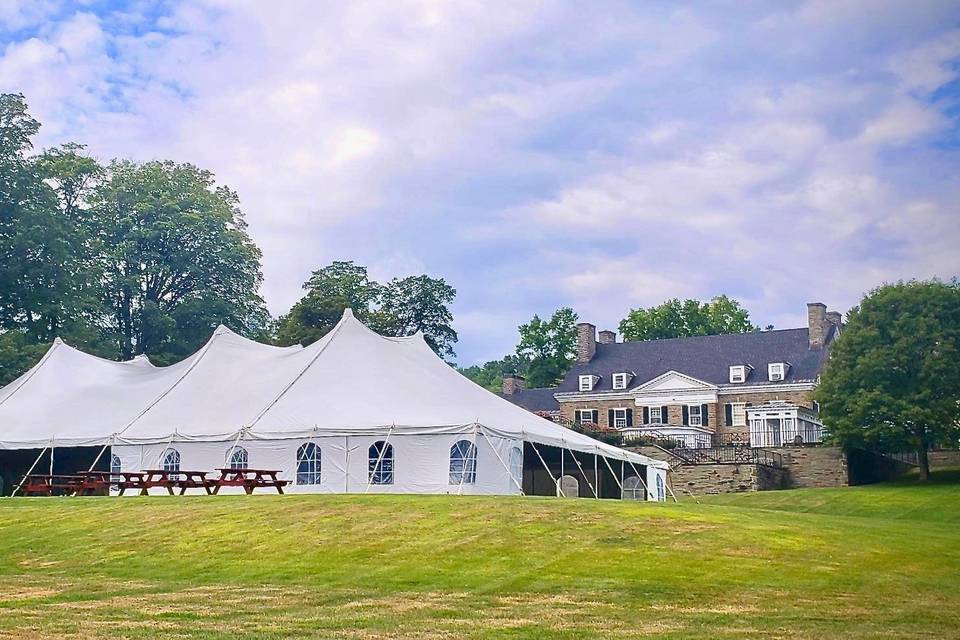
[0,446,109,496]
[521,442,647,500]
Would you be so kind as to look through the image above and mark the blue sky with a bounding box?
[1,1,958,364]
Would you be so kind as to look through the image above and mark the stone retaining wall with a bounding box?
[929,450,960,469]
[769,446,848,488]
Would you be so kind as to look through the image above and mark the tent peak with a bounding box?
[342,308,355,319]
[52,337,64,345]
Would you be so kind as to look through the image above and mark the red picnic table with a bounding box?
[74,470,114,496]
[211,468,289,495]
[116,470,213,496]
[18,474,84,496]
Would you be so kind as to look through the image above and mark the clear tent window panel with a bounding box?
[449,439,477,485]
[162,448,181,481]
[368,441,394,485]
[110,453,121,490]
[509,446,523,489]
[296,442,321,485]
[228,446,248,470]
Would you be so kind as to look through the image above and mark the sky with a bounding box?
[1,0,958,365]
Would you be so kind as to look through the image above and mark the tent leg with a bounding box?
[529,441,561,497]
[11,446,49,497]
[48,445,54,476]
[593,451,599,499]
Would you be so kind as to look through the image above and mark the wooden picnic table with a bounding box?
[19,474,84,496]
[74,470,114,496]
[141,469,213,495]
[211,468,289,495]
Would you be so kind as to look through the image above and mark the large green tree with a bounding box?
[815,280,960,481]
[458,354,531,393]
[90,160,269,362]
[276,261,458,359]
[516,307,578,387]
[619,295,757,341]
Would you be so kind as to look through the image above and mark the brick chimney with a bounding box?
[598,330,616,345]
[807,302,828,349]
[502,374,525,395]
[575,322,596,363]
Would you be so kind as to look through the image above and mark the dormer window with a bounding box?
[768,362,787,382]
[579,375,596,392]
[611,373,631,390]
[729,365,747,384]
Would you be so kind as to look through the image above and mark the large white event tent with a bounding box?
[0,310,668,499]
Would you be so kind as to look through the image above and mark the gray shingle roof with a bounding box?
[497,387,560,413]
[556,327,833,393]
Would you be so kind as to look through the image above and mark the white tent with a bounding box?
[0,310,667,499]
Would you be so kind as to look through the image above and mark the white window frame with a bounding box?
[578,375,594,391]
[612,373,629,390]
[688,404,702,427]
[729,365,746,383]
[612,408,628,428]
[731,402,747,427]
[768,362,785,381]
[577,409,596,424]
[649,406,662,423]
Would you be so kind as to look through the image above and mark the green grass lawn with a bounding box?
[0,473,958,639]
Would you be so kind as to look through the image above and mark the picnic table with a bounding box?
[74,470,114,496]
[116,470,213,496]
[211,468,289,495]
[18,474,83,496]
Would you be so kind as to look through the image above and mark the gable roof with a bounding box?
[497,387,560,413]
[556,327,834,393]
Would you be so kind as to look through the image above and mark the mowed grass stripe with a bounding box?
[0,478,958,639]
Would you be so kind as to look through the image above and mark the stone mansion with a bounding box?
[502,302,841,448]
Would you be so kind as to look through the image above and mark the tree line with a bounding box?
[0,93,457,384]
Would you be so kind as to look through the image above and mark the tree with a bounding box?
[619,295,756,341]
[378,275,458,360]
[275,292,351,347]
[458,354,531,392]
[517,307,578,387]
[815,280,960,481]
[90,160,268,360]
[302,261,381,314]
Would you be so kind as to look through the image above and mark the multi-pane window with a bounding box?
[768,362,785,381]
[509,446,523,490]
[162,448,181,481]
[228,446,248,470]
[612,408,628,428]
[731,402,747,427]
[296,442,321,485]
[368,440,394,485]
[649,406,662,423]
[729,365,746,383]
[449,440,477,485]
[688,405,702,427]
[110,453,122,490]
[579,375,594,391]
[612,373,629,390]
[577,409,596,424]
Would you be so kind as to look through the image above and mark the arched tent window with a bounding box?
[558,474,579,498]
[449,440,477,485]
[509,446,523,490]
[162,448,180,472]
[228,446,248,470]
[622,475,644,500]
[656,473,665,502]
[296,443,321,485]
[368,440,394,485]
[161,448,181,481]
[110,453,122,489]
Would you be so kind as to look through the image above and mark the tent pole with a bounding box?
[593,450,599,500]
[620,460,625,496]
[49,442,54,476]
[364,426,393,494]
[528,440,561,497]
[478,426,524,495]
[11,445,49,497]
[457,424,477,496]
[567,448,598,499]
[665,475,680,503]
[87,441,110,472]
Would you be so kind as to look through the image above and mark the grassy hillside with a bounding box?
[0,476,958,639]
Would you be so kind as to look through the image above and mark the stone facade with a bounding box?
[770,446,848,488]
[669,462,787,495]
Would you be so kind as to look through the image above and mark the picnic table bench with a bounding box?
[212,468,288,495]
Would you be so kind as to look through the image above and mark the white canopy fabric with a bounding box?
[0,310,665,468]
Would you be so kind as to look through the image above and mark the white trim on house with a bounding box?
[717,381,817,394]
[729,365,746,383]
